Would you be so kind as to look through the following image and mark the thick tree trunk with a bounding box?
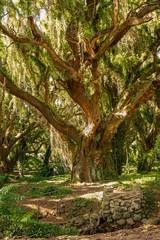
[71,140,92,183]
[0,148,9,173]
[71,135,118,182]
[111,122,127,175]
[71,123,127,182]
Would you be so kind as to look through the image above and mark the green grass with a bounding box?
[115,172,160,190]
[24,185,74,198]
[18,173,71,185]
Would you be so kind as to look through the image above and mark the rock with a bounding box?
[110,200,114,207]
[101,200,110,206]
[123,224,132,229]
[123,212,131,219]
[103,210,110,214]
[121,200,125,206]
[89,213,100,226]
[107,218,113,223]
[110,208,114,214]
[114,206,123,212]
[103,205,110,210]
[132,202,140,210]
[126,203,131,208]
[143,218,160,225]
[122,207,128,212]
[112,211,122,220]
[135,209,142,214]
[126,218,135,225]
[133,198,141,203]
[133,214,142,222]
[117,219,126,225]
[128,207,134,213]
[75,217,84,226]
[141,218,146,223]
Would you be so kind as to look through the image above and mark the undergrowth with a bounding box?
[24,185,74,198]
[142,188,157,218]
[69,197,93,217]
[0,184,77,239]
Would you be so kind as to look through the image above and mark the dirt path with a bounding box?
[17,182,105,225]
[55,225,160,240]
[14,181,160,240]
[18,225,160,240]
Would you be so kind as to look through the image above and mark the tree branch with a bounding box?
[92,2,160,61]
[117,82,150,110]
[113,0,119,27]
[0,71,82,144]
[100,77,160,146]
[8,122,39,151]
[44,66,50,105]
[90,26,114,50]
[0,19,78,80]
[0,78,6,129]
[66,19,81,71]
[86,0,99,20]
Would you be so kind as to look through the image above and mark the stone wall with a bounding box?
[89,185,145,231]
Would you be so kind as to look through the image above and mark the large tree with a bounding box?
[0,0,160,182]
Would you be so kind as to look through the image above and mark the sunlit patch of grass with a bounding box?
[115,172,160,190]
[18,174,71,186]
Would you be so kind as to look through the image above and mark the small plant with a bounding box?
[23,220,78,238]
[25,185,74,198]
[0,174,9,188]
[69,197,93,217]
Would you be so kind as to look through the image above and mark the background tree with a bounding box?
[0,0,160,182]
[134,98,160,172]
[0,83,40,173]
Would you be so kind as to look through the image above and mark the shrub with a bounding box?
[0,174,9,188]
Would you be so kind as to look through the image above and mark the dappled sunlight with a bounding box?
[80,191,103,201]
[102,181,118,187]
[78,182,118,200]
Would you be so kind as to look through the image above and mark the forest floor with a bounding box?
[11,172,160,240]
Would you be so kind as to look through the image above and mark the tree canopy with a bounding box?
[0,0,160,182]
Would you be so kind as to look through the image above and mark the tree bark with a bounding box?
[71,137,92,182]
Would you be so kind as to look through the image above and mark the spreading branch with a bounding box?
[8,121,40,151]
[100,77,160,146]
[92,2,160,61]
[0,18,78,80]
[0,71,82,144]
